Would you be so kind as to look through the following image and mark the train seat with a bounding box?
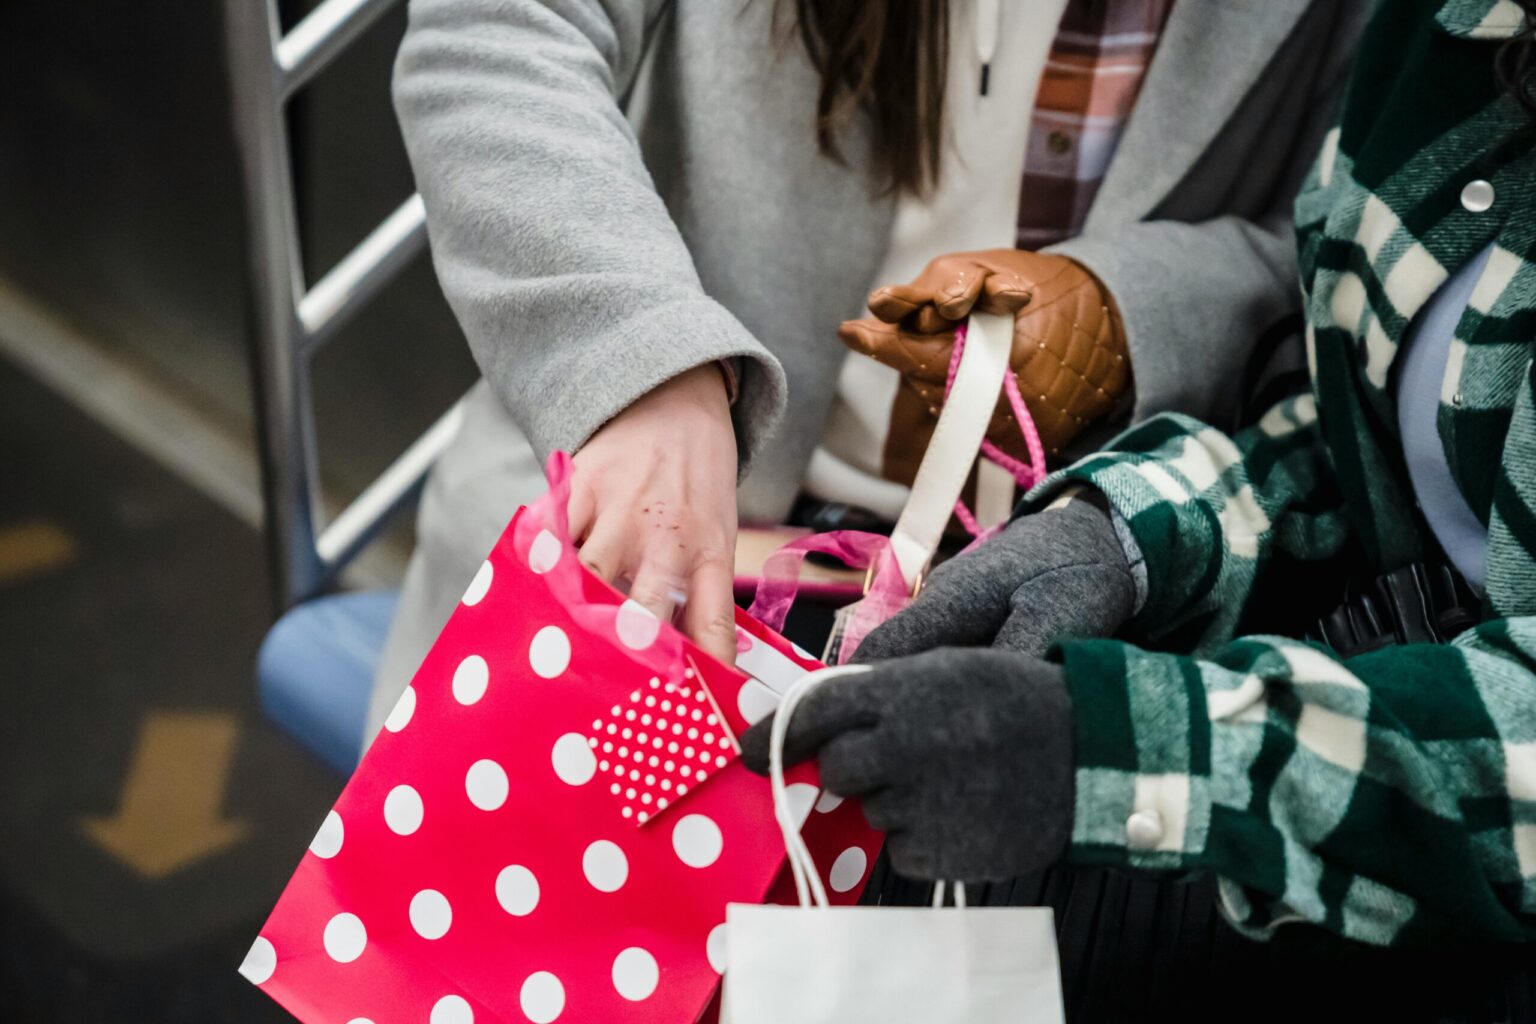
[256,589,398,775]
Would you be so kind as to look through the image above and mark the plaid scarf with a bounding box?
[1017,0,1176,249]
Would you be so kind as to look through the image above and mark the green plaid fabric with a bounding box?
[1021,0,1536,945]
[1438,0,1531,38]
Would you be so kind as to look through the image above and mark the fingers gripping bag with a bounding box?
[240,452,882,1024]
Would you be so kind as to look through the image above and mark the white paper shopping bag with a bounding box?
[720,666,1066,1024]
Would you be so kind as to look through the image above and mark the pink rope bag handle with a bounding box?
[946,320,1047,541]
[748,316,1048,661]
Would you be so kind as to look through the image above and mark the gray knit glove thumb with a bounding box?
[740,648,1073,883]
[856,498,1135,660]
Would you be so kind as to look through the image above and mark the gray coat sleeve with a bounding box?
[1048,213,1298,427]
[1047,4,1364,428]
[393,0,787,467]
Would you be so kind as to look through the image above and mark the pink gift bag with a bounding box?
[242,453,882,1024]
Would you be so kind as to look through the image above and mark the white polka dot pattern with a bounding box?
[247,524,889,1023]
[465,759,509,810]
[735,678,778,725]
[672,814,723,868]
[581,840,628,892]
[461,561,493,606]
[829,846,868,893]
[495,865,539,916]
[430,994,473,1024]
[588,676,735,824]
[611,947,659,1001]
[409,889,452,940]
[528,626,571,678]
[309,810,344,859]
[550,734,597,787]
[383,685,416,732]
[705,923,728,974]
[323,913,367,963]
[383,785,424,836]
[615,599,661,650]
[239,936,276,984]
[452,655,490,705]
[783,783,817,829]
[528,529,561,574]
[519,971,565,1023]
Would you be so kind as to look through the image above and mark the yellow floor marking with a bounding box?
[81,712,252,879]
[0,520,78,585]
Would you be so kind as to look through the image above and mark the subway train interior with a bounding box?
[5,1,1536,1021]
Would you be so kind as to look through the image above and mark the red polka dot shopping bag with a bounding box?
[241,453,883,1023]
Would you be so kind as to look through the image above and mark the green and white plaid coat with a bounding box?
[1023,0,1536,945]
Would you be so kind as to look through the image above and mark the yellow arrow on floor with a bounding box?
[81,711,253,879]
[0,520,77,585]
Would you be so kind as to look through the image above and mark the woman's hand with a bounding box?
[568,365,740,665]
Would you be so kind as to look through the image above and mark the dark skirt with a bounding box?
[861,853,1536,1024]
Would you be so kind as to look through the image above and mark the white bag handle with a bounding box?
[888,311,1015,588]
[931,880,968,908]
[769,664,963,907]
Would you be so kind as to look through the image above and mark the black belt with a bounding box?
[1305,559,1482,659]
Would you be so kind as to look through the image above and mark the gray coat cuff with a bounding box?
[496,297,788,479]
[1048,215,1296,429]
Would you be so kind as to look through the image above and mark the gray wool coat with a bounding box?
[366,0,1368,738]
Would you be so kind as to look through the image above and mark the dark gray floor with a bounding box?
[0,359,342,1021]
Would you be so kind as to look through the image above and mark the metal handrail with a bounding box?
[277,0,401,98]
[315,400,465,571]
[226,0,459,612]
[297,193,428,353]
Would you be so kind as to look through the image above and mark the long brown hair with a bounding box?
[787,0,951,194]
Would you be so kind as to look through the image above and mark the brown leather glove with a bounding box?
[840,249,1131,486]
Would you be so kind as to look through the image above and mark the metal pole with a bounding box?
[225,0,327,611]
[297,193,428,354]
[277,0,400,99]
[316,397,466,571]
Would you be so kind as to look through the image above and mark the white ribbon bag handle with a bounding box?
[887,311,1015,589]
[769,664,965,906]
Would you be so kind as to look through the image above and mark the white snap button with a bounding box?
[1125,809,1165,850]
[1461,179,1495,214]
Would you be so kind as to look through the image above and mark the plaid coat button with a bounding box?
[1125,809,1165,850]
[1461,179,1495,213]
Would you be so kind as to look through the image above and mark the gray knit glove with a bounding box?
[740,648,1073,883]
[857,498,1136,660]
